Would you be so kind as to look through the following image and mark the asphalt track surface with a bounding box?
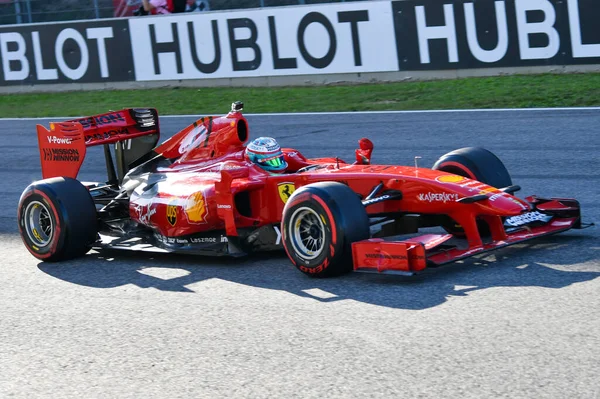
[1,110,599,398]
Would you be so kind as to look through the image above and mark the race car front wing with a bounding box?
[351,196,592,275]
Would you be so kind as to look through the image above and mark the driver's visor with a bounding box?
[259,155,285,167]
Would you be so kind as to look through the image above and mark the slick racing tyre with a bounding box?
[18,177,98,262]
[432,147,512,189]
[433,147,513,236]
[281,182,370,277]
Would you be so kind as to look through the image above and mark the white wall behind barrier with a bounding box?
[129,2,398,81]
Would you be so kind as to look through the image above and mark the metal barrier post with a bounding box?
[93,0,100,18]
[25,0,32,23]
[14,0,22,24]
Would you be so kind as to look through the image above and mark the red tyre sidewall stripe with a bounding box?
[281,224,296,266]
[312,194,337,246]
[282,191,337,274]
[439,161,477,180]
[281,191,313,265]
[19,189,62,259]
[283,191,311,213]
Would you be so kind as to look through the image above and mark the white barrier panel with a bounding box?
[128,2,398,81]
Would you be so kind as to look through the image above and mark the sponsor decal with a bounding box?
[504,211,552,227]
[362,194,393,206]
[551,220,573,227]
[459,180,479,187]
[222,163,245,170]
[179,123,208,154]
[155,234,228,245]
[42,148,80,162]
[274,225,281,245]
[185,191,208,224]
[418,192,459,203]
[85,127,130,144]
[362,250,408,268]
[217,204,232,209]
[278,182,296,204]
[488,193,503,201]
[76,112,126,129]
[135,202,156,225]
[436,175,467,183]
[166,199,178,226]
[142,209,156,224]
[458,181,487,193]
[156,235,190,244]
[190,237,217,243]
[47,136,72,145]
[509,197,529,210]
[365,253,407,260]
[478,187,496,194]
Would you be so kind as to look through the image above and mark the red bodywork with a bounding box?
[36,108,587,275]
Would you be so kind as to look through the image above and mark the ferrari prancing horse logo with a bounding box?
[278,183,296,204]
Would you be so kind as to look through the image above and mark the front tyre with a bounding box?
[281,182,369,277]
[18,177,98,262]
[433,147,513,236]
[432,147,512,189]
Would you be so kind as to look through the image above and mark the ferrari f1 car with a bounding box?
[18,102,591,277]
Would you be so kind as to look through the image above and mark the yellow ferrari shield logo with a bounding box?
[278,183,295,204]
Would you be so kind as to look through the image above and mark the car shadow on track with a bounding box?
[38,233,599,310]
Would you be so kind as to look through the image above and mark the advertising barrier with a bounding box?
[392,0,600,70]
[0,19,134,85]
[128,1,397,81]
[1,0,599,87]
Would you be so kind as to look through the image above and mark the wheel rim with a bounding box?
[24,201,53,247]
[289,207,326,260]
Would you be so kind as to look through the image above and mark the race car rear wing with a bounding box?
[37,108,160,182]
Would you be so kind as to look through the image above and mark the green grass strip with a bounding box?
[1,73,599,117]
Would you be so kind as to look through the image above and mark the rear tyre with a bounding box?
[433,147,513,236]
[18,177,98,262]
[281,182,370,277]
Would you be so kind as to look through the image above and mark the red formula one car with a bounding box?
[18,102,590,277]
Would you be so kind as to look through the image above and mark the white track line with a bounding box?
[1,107,599,120]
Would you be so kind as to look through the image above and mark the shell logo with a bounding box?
[436,175,467,183]
[185,191,208,224]
[479,187,497,194]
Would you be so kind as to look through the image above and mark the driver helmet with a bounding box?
[245,137,288,173]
